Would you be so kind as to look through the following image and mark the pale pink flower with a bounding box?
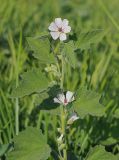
[67,113,79,125]
[53,91,74,106]
[48,18,71,41]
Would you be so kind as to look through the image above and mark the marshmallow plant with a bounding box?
[7,18,112,160]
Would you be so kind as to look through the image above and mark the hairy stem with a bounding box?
[60,106,67,160]
[61,54,65,89]
[55,42,67,159]
[60,53,67,160]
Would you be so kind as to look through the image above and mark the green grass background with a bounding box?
[0,0,119,159]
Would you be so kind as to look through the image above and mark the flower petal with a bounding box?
[55,18,62,28]
[59,33,67,41]
[66,91,74,103]
[67,113,79,124]
[57,93,65,104]
[54,97,61,104]
[63,26,71,33]
[48,22,58,31]
[50,31,60,40]
[62,19,69,26]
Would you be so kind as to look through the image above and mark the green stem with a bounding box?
[60,106,67,160]
[60,53,67,160]
[54,42,60,54]
[61,54,65,89]
[55,42,67,159]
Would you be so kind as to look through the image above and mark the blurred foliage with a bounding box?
[0,0,119,159]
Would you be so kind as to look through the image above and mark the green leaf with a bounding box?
[73,87,105,118]
[86,145,118,160]
[75,29,104,50]
[44,107,61,115]
[34,92,49,106]
[113,108,119,119]
[63,41,77,68]
[116,154,119,159]
[36,32,49,38]
[38,94,60,115]
[27,37,55,63]
[0,144,9,157]
[11,69,50,98]
[100,137,117,146]
[34,85,61,115]
[7,127,51,160]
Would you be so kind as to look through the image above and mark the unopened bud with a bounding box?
[57,134,64,144]
[59,143,66,150]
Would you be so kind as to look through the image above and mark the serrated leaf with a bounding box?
[86,145,118,160]
[11,69,49,98]
[7,127,51,160]
[73,87,105,118]
[27,37,55,63]
[63,41,77,68]
[75,29,104,50]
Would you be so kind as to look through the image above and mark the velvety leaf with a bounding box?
[63,41,77,68]
[27,37,55,63]
[7,127,51,160]
[86,145,118,160]
[75,29,104,50]
[73,87,105,118]
[11,69,50,98]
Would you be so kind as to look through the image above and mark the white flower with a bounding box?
[54,91,74,106]
[48,18,71,41]
[67,113,79,125]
